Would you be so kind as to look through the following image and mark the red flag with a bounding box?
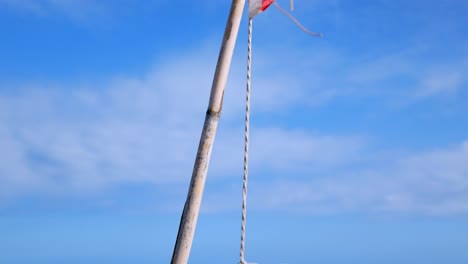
[248,0,275,18]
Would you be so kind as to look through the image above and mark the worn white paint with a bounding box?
[170,1,246,264]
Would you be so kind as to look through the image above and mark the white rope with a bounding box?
[239,17,253,264]
[238,3,320,264]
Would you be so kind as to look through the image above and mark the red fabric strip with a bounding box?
[261,0,275,11]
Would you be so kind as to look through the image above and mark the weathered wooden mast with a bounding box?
[171,1,246,263]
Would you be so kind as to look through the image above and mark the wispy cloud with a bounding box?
[342,47,468,105]
[417,71,464,98]
[201,141,468,216]
[0,42,363,200]
[0,0,109,25]
[1,29,467,216]
[0,0,43,13]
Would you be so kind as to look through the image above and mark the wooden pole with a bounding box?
[171,1,246,263]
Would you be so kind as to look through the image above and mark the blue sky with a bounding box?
[0,0,467,263]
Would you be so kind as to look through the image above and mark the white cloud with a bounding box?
[0,0,44,13]
[0,0,112,26]
[202,141,468,216]
[417,71,464,97]
[0,43,364,202]
[1,31,467,216]
[339,35,468,101]
[0,0,94,14]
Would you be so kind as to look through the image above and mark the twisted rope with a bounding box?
[239,18,253,264]
[238,3,320,264]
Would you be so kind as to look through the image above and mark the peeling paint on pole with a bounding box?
[170,1,246,263]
